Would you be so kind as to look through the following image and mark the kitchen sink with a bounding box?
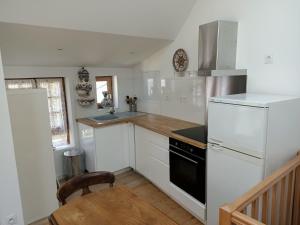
[91,114,119,121]
[89,112,145,123]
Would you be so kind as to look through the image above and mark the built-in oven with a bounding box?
[169,138,206,205]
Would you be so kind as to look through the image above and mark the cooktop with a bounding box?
[172,126,207,144]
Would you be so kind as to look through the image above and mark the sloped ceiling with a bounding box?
[0,22,171,67]
[0,0,196,40]
[0,0,196,67]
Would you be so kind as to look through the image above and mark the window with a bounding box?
[5,78,69,148]
[96,76,113,109]
[5,79,36,89]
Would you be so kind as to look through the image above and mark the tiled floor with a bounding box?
[30,170,203,225]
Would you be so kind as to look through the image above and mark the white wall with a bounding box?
[132,70,206,124]
[0,52,24,225]
[4,66,135,178]
[136,0,300,123]
[3,0,300,177]
[4,66,135,138]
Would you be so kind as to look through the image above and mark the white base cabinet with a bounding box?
[169,183,206,222]
[78,123,96,172]
[148,156,169,193]
[135,126,169,192]
[94,123,130,172]
[79,123,134,172]
[134,125,205,222]
[79,122,205,222]
[128,123,136,169]
[135,125,150,177]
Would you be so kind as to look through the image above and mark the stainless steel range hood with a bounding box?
[198,20,247,76]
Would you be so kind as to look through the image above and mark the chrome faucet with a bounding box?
[109,105,115,114]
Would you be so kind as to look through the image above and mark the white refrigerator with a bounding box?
[206,93,300,225]
[7,89,58,224]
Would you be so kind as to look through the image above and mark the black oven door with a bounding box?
[169,149,206,204]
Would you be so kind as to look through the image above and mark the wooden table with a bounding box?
[49,186,178,225]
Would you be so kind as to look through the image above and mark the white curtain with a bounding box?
[5,79,36,89]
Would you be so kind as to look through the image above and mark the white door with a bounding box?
[206,143,264,225]
[0,50,25,225]
[208,102,268,158]
[8,89,58,224]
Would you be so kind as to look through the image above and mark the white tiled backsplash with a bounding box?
[133,71,206,124]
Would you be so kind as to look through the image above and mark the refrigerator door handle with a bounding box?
[208,143,224,152]
[208,138,223,145]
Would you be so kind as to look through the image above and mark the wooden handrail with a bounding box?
[232,212,265,225]
[223,153,300,213]
[220,152,300,225]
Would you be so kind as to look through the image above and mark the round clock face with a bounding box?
[172,49,189,72]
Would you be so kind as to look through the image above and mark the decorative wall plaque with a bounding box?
[172,49,189,72]
[76,67,95,106]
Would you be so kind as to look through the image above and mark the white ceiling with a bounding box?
[0,0,196,67]
[0,22,171,67]
[0,0,196,40]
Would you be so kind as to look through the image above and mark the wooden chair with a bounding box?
[219,152,300,225]
[56,171,115,205]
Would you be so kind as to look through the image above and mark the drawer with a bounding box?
[148,156,169,193]
[135,125,169,149]
[148,141,169,165]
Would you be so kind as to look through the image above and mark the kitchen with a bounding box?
[1,1,300,225]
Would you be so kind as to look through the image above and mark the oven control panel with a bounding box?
[169,138,206,159]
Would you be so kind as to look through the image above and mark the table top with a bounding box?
[49,186,178,225]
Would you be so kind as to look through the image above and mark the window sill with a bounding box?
[53,144,74,152]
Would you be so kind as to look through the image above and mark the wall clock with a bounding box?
[172,48,189,72]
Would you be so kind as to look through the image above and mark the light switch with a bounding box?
[5,214,17,225]
[264,55,274,64]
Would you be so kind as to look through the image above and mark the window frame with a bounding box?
[95,76,113,109]
[5,77,70,147]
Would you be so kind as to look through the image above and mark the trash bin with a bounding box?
[63,149,85,180]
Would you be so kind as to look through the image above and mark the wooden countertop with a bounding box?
[76,113,207,149]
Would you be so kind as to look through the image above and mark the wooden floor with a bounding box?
[30,170,203,225]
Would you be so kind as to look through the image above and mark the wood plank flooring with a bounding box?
[30,170,203,225]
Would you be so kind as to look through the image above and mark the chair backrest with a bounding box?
[57,171,115,205]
